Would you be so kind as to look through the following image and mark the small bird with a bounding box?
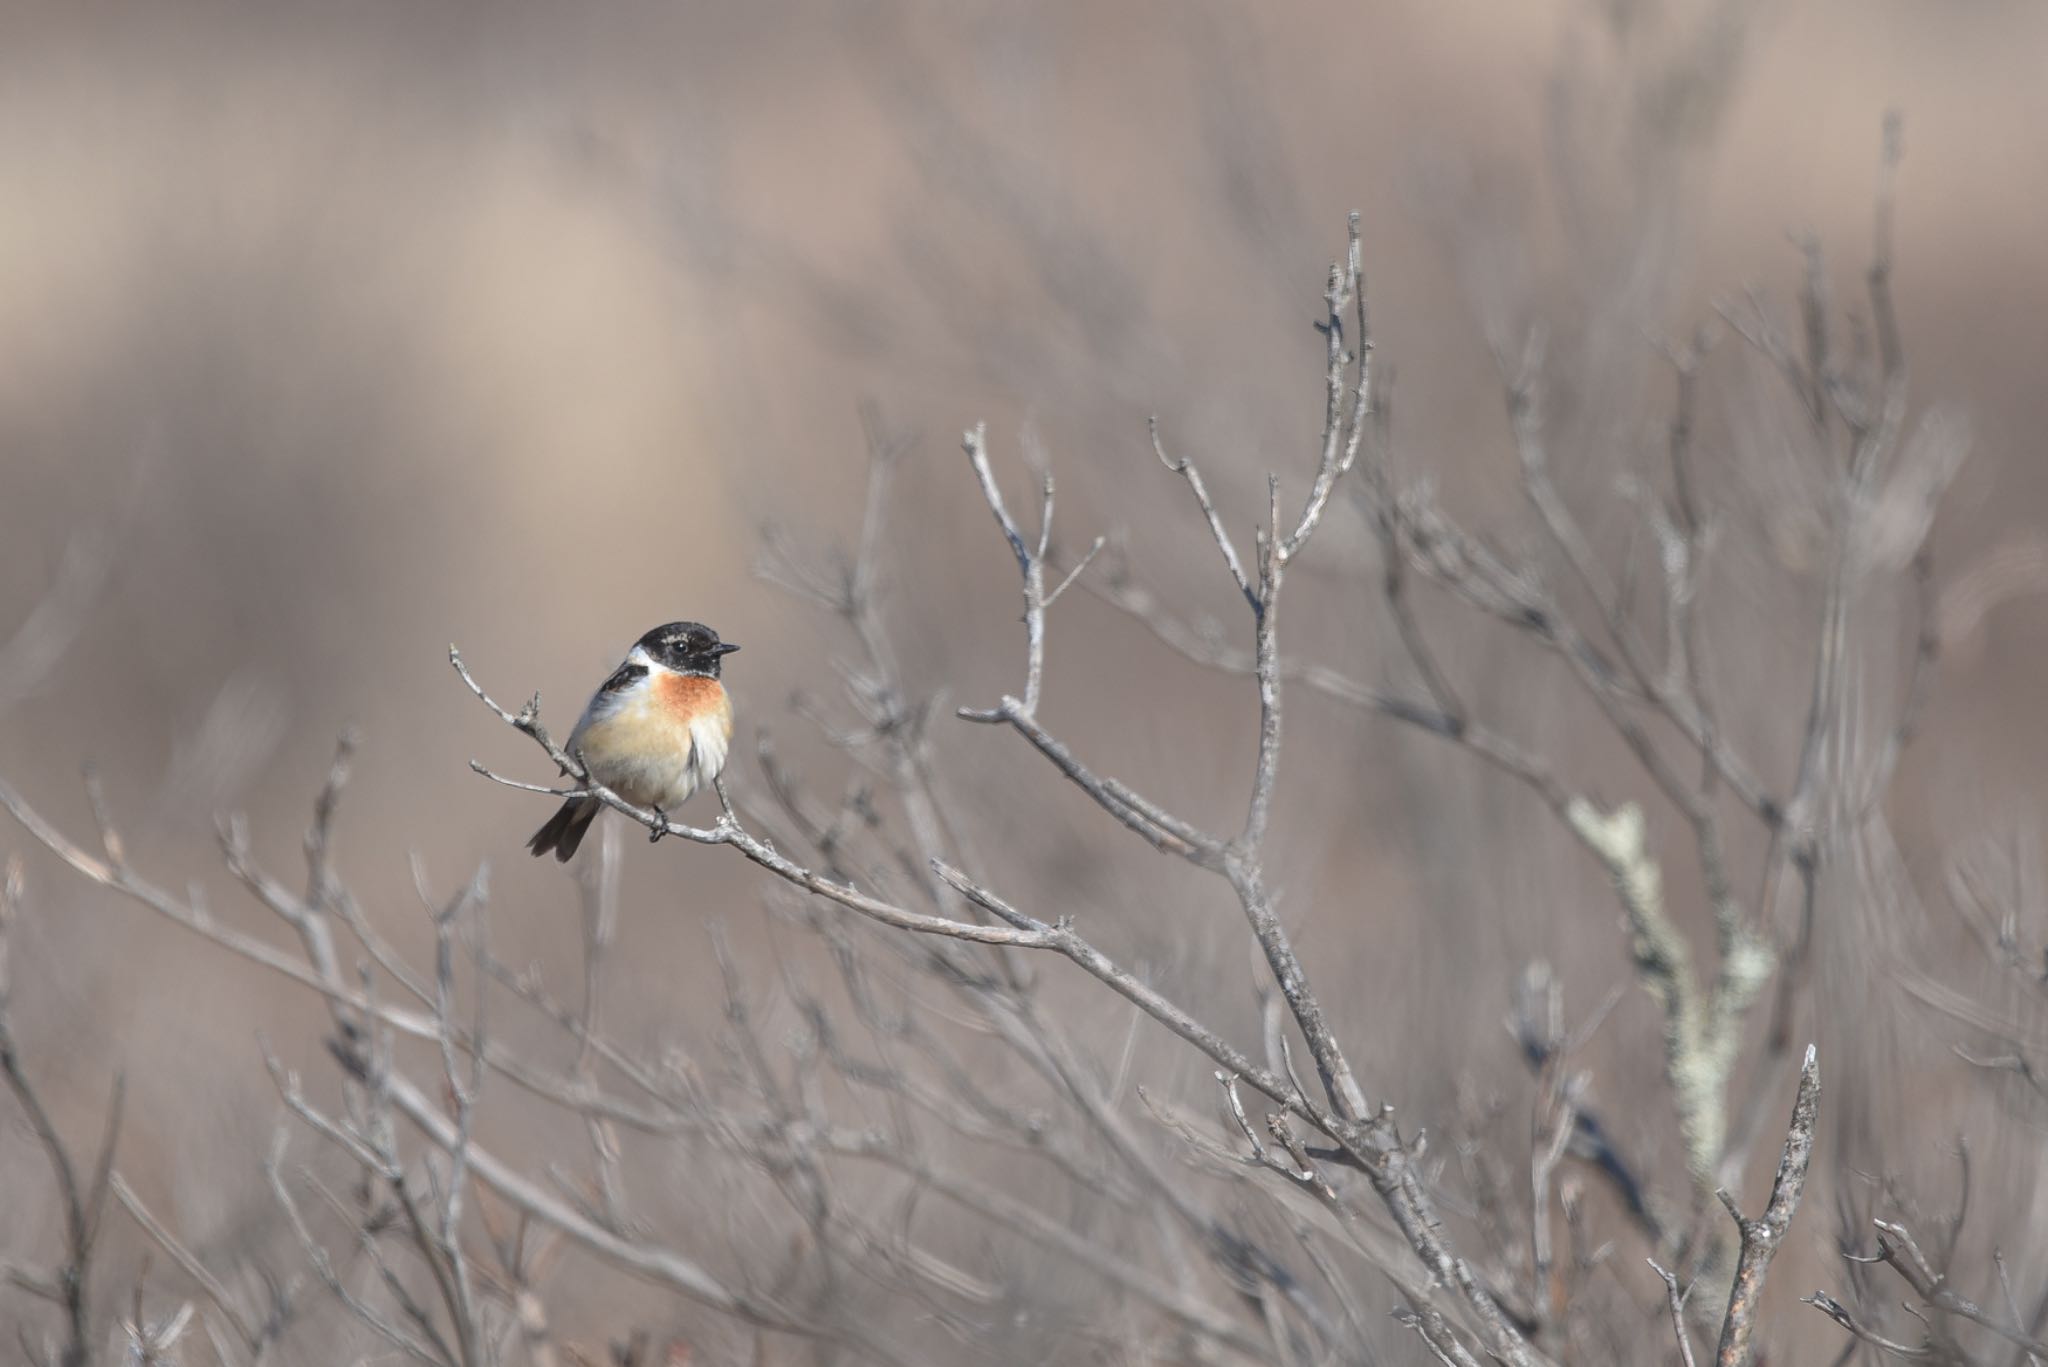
[526,621,739,861]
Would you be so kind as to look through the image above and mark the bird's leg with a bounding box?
[647,805,668,842]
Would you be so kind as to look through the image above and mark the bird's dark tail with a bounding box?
[527,797,600,862]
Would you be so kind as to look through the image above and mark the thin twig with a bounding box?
[111,1172,266,1354]
[0,857,124,1367]
[1650,1259,1700,1367]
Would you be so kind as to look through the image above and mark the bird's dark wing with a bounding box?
[597,662,649,695]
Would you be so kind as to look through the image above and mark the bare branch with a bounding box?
[961,422,1050,716]
[112,1172,267,1355]
[0,855,124,1367]
[1282,212,1370,561]
[961,695,1225,863]
[1846,1215,2048,1361]
[1152,416,1257,610]
[1650,1260,1700,1367]
[1804,1290,1933,1360]
[1715,1045,1820,1367]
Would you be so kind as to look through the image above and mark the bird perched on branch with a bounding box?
[527,621,738,861]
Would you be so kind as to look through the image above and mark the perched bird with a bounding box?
[526,621,739,861]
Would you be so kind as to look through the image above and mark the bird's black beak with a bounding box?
[713,642,741,655]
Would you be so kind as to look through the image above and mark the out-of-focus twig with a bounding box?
[0,854,126,1367]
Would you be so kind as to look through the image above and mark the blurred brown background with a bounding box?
[3,0,2046,1359]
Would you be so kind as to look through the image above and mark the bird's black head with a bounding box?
[638,621,740,677]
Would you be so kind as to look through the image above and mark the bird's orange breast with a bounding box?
[658,673,732,730]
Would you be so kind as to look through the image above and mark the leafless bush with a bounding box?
[0,119,2038,1367]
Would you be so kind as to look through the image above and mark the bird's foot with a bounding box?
[648,805,669,842]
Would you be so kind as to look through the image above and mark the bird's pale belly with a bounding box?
[572,685,728,810]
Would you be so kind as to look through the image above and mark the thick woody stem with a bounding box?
[1714,1045,1820,1367]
